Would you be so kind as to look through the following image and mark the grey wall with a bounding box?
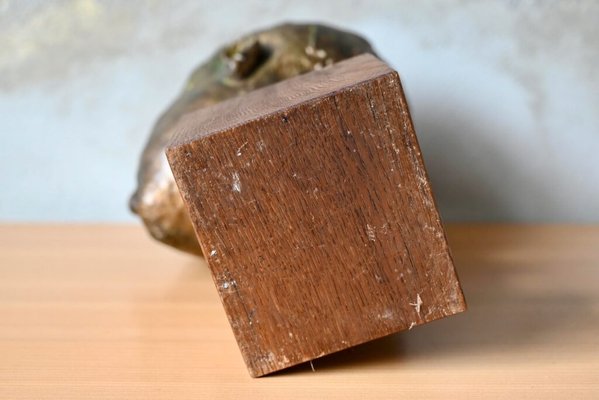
[1,0,597,222]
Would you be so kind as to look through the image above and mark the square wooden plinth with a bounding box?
[166,54,466,377]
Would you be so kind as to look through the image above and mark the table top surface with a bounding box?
[1,224,598,399]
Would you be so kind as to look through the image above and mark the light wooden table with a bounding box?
[0,224,597,399]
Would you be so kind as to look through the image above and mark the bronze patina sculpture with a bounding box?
[130,23,376,255]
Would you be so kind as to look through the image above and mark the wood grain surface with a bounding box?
[0,225,598,399]
[168,54,393,148]
[166,54,465,376]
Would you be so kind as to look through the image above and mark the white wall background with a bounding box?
[1,0,597,222]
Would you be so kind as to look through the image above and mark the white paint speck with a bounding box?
[256,140,266,152]
[221,280,236,290]
[209,249,217,257]
[380,223,389,234]
[410,293,423,315]
[409,322,416,330]
[366,224,376,242]
[378,309,394,320]
[232,172,241,192]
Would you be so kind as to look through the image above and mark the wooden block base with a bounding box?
[166,54,466,377]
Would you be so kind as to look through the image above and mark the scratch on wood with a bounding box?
[236,141,248,156]
[232,172,241,192]
[366,224,376,241]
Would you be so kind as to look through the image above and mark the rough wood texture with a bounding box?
[166,54,466,377]
[1,225,599,399]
